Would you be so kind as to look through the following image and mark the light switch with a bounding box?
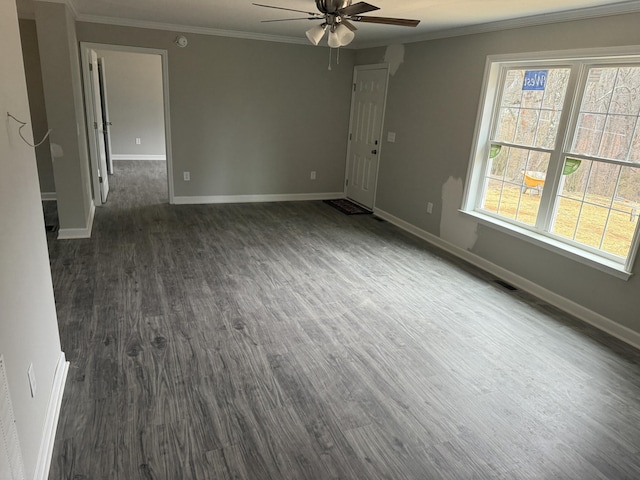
[387,132,396,143]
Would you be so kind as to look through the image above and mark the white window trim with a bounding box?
[462,46,640,280]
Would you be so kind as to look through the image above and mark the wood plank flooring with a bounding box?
[47,160,640,479]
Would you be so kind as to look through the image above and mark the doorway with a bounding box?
[80,43,174,206]
[344,64,389,210]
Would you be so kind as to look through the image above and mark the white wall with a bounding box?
[35,0,94,233]
[76,22,354,199]
[96,49,166,158]
[18,19,56,196]
[0,1,64,479]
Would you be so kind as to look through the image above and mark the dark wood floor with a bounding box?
[47,161,640,479]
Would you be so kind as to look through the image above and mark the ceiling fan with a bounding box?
[253,0,420,48]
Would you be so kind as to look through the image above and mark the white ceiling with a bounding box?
[16,0,640,48]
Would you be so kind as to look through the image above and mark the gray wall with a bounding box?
[1,2,63,478]
[75,22,355,198]
[356,13,640,336]
[95,49,166,158]
[18,18,56,195]
[35,1,93,232]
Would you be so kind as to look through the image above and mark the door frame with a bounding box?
[80,42,175,205]
[343,63,390,210]
[97,57,114,175]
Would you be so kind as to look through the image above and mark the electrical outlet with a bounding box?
[427,202,433,214]
[135,137,141,145]
[27,363,36,398]
[310,171,317,180]
[183,171,190,181]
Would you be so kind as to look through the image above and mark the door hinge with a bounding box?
[346,179,349,186]
[349,133,352,141]
[89,62,93,71]
[93,122,98,129]
[99,176,103,184]
[353,83,356,91]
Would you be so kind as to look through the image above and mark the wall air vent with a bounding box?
[0,355,25,480]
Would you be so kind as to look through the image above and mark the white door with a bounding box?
[88,49,110,203]
[97,57,114,175]
[345,65,389,209]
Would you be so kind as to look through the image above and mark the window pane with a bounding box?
[602,210,638,258]
[599,115,637,161]
[481,146,549,226]
[552,158,640,257]
[609,67,640,115]
[501,70,525,107]
[574,203,607,248]
[537,109,563,149]
[494,68,570,149]
[629,123,640,163]
[572,113,605,156]
[542,69,570,111]
[552,197,582,239]
[514,109,539,146]
[495,108,518,143]
[572,66,640,162]
[586,161,619,206]
[581,68,616,114]
[608,166,640,257]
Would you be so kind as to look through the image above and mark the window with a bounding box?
[464,50,640,277]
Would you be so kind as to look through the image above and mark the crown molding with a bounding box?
[76,14,312,46]
[25,0,640,50]
[356,0,640,49]
[34,0,79,18]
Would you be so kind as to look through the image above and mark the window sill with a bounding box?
[460,209,633,281]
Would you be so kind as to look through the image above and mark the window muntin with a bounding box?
[470,57,640,271]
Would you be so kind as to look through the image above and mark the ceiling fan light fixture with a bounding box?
[334,23,355,46]
[327,28,341,48]
[306,24,327,46]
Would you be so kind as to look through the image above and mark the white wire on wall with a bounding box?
[6,112,51,148]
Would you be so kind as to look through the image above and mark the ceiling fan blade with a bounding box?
[341,19,357,31]
[252,3,321,17]
[261,17,319,22]
[350,15,420,27]
[340,2,379,16]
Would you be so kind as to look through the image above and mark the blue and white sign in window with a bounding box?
[522,70,548,90]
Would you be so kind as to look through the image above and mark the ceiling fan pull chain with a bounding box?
[328,47,332,71]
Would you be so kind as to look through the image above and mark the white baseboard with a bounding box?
[41,192,57,201]
[33,352,69,480]
[374,208,640,351]
[57,201,95,240]
[112,154,166,161]
[173,192,345,205]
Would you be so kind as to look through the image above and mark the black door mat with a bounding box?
[323,199,372,215]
